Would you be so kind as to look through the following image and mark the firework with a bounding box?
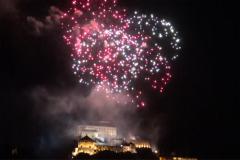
[61,0,181,107]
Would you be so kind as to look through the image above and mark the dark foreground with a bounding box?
[73,149,158,160]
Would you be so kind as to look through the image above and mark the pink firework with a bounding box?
[61,0,181,107]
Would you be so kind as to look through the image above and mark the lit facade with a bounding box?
[97,145,122,153]
[172,157,198,160]
[72,124,155,157]
[159,157,198,160]
[72,136,97,156]
[78,125,117,144]
[133,140,151,149]
[122,142,136,153]
[72,136,154,157]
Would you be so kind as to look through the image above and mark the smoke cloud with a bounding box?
[0,0,19,15]
[30,86,137,150]
[27,6,64,35]
[29,85,165,153]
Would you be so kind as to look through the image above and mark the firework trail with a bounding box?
[61,0,181,107]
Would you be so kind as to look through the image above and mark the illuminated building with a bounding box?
[159,157,198,160]
[133,139,151,149]
[172,157,198,160]
[122,142,136,153]
[72,136,123,157]
[72,123,156,157]
[73,124,123,157]
[77,124,117,144]
[97,145,122,153]
[72,136,97,156]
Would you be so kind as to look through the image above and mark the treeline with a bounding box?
[73,148,158,160]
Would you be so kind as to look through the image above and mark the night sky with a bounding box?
[1,0,240,159]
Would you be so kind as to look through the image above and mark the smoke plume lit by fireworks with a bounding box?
[61,0,181,107]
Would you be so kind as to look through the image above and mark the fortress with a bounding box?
[72,123,151,157]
